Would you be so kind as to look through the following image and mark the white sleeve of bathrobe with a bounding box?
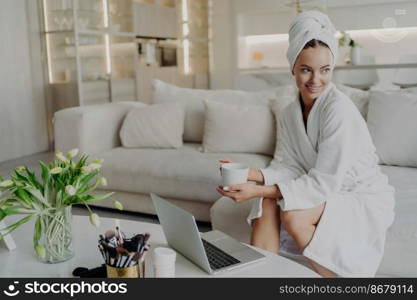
[260,115,306,185]
[277,100,360,211]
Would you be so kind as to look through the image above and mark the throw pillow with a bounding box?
[152,79,275,143]
[202,100,276,155]
[269,96,295,163]
[367,91,417,167]
[336,84,370,119]
[120,103,184,149]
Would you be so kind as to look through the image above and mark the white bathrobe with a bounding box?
[247,83,395,277]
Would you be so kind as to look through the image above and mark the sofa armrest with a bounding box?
[53,102,147,155]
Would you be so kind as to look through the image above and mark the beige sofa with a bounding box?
[53,101,272,222]
[54,82,417,277]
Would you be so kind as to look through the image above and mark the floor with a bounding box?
[0,151,212,232]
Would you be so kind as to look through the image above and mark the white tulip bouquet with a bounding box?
[0,149,123,263]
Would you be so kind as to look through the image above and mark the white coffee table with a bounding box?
[0,215,318,277]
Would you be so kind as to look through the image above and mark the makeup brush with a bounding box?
[98,245,106,263]
[129,251,141,267]
[123,252,135,268]
[135,235,144,253]
[132,234,144,243]
[122,240,138,252]
[105,230,116,239]
[138,233,150,254]
[116,247,130,256]
[106,245,117,267]
[105,230,118,247]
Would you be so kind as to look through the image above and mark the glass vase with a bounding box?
[350,46,361,65]
[36,206,74,263]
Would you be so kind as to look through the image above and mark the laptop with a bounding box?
[151,193,265,274]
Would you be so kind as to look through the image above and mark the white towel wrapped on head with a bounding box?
[287,10,338,71]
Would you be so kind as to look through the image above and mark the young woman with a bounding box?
[216,11,395,277]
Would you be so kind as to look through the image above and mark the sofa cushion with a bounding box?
[152,79,275,143]
[119,103,184,149]
[202,100,275,155]
[377,165,417,277]
[367,91,417,167]
[98,143,271,203]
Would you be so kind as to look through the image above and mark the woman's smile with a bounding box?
[305,84,323,93]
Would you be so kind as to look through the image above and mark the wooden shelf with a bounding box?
[48,9,101,13]
[42,0,203,108]
[44,30,74,34]
[78,29,137,38]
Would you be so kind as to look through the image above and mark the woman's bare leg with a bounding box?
[290,223,337,277]
[250,198,280,254]
[281,203,337,277]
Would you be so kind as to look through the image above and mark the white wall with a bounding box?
[0,0,48,163]
[210,0,417,89]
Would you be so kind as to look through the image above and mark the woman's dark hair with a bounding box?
[303,39,329,50]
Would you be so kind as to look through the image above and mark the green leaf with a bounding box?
[0,214,33,236]
[33,217,42,245]
[26,187,50,208]
[0,208,22,218]
[79,172,97,187]
[40,162,52,200]
[77,183,93,195]
[56,189,63,206]
[40,161,50,184]
[13,171,30,184]
[0,195,29,210]
[0,208,35,219]
[75,155,89,170]
[0,198,15,210]
[76,192,114,205]
[15,188,32,206]
[26,169,43,191]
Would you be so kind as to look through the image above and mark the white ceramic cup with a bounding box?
[153,247,176,277]
[154,266,175,278]
[220,163,249,189]
[153,247,176,263]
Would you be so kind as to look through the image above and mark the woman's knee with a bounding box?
[251,199,280,235]
[280,203,326,231]
[261,198,279,216]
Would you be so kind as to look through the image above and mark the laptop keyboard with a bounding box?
[202,239,241,270]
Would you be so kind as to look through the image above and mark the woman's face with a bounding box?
[293,45,333,103]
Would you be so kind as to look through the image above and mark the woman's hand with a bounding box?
[248,168,264,184]
[216,183,260,203]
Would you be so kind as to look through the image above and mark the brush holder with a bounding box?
[106,261,145,278]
